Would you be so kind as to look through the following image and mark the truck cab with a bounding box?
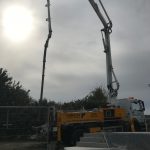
[115,97,146,131]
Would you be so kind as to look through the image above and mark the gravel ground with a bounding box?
[0,141,47,150]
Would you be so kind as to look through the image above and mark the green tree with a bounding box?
[61,87,107,110]
[0,68,32,106]
[83,87,107,109]
[38,98,48,106]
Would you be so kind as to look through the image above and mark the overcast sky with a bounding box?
[0,0,150,113]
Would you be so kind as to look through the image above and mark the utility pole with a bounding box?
[40,0,52,101]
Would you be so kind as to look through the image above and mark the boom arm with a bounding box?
[40,0,52,101]
[89,0,119,101]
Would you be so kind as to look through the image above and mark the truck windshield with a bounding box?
[132,102,141,111]
[131,100,145,111]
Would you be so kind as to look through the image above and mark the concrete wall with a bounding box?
[105,132,150,150]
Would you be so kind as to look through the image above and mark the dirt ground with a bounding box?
[0,141,47,150]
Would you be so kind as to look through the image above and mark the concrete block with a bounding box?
[76,142,108,148]
[80,137,106,143]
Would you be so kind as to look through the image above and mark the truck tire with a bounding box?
[70,129,84,146]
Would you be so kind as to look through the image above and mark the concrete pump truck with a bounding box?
[88,0,146,131]
[47,0,146,147]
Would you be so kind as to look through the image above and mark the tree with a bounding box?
[38,98,48,106]
[61,87,107,110]
[0,68,32,106]
[0,68,12,105]
[83,87,107,109]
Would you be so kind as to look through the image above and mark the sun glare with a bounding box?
[2,5,33,43]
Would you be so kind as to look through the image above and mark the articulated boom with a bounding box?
[89,0,119,101]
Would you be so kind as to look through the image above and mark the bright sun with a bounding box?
[2,5,33,43]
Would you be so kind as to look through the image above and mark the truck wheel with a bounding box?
[70,129,84,146]
[123,122,130,132]
[129,119,141,132]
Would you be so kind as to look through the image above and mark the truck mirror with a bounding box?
[138,100,145,111]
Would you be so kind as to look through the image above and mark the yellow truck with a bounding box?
[48,97,146,146]
[48,107,126,146]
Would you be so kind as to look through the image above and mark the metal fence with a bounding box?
[0,106,49,138]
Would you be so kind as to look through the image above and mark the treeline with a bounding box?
[0,68,33,106]
[0,68,107,109]
[37,86,107,110]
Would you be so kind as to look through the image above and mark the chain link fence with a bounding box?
[0,106,49,150]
